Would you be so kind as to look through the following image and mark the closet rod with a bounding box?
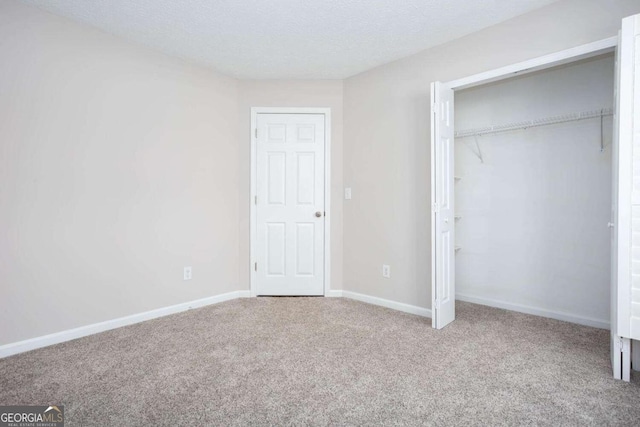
[454,107,613,139]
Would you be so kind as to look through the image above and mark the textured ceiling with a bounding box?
[21,0,559,79]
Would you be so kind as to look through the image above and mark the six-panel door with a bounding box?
[256,113,325,296]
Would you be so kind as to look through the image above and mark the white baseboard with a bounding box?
[456,292,610,330]
[0,290,247,359]
[341,291,431,318]
[325,290,343,297]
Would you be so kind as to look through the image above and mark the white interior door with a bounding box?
[612,14,640,380]
[255,113,325,296]
[431,82,456,329]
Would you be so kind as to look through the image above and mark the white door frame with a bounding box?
[250,107,332,297]
[444,37,617,91]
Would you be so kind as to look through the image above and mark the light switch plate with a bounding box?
[382,264,391,278]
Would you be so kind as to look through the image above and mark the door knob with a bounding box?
[315,211,322,218]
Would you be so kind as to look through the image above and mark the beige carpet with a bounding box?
[1,298,639,426]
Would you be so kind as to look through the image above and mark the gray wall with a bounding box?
[0,1,239,345]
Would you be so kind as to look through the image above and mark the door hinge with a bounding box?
[432,202,439,213]
[432,102,439,115]
[254,262,257,272]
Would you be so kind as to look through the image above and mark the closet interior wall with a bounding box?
[454,54,615,327]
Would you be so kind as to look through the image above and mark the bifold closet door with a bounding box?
[430,81,455,329]
[612,13,640,381]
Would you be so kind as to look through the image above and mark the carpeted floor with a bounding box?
[1,298,639,426]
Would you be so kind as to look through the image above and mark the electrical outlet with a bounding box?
[184,266,192,281]
[382,264,391,278]
[344,187,352,200]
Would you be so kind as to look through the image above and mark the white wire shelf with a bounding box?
[454,107,613,139]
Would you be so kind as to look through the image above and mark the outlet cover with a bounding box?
[382,264,391,278]
[184,266,192,281]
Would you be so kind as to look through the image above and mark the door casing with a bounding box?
[250,107,332,297]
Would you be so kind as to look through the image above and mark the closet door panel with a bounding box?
[618,14,640,341]
[431,81,456,330]
[612,13,640,381]
[629,16,640,340]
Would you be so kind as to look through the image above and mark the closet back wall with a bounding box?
[454,54,614,327]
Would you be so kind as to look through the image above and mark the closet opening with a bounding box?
[453,53,614,329]
[430,38,618,333]
[433,17,640,382]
